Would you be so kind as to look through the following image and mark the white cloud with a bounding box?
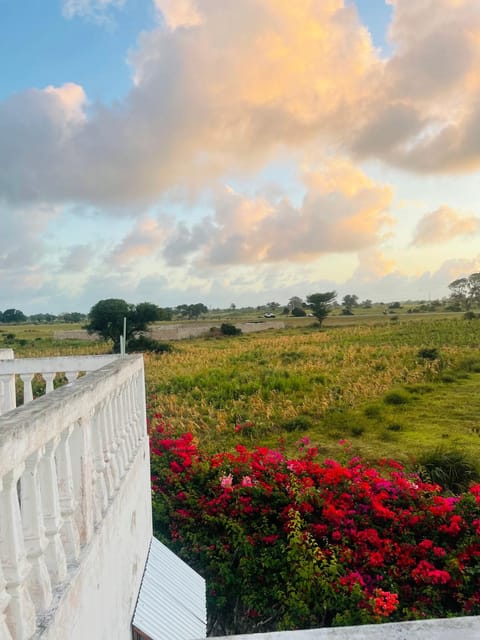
[62,0,125,23]
[154,0,203,30]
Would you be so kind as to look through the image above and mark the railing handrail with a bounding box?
[0,354,142,478]
[0,354,118,375]
[0,353,148,639]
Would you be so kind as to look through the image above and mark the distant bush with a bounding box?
[363,404,383,419]
[463,311,478,320]
[383,389,411,405]
[127,336,173,353]
[417,347,440,361]
[280,414,313,432]
[220,323,242,336]
[291,307,307,317]
[387,422,403,432]
[418,447,480,493]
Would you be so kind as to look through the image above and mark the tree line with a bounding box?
[0,309,86,324]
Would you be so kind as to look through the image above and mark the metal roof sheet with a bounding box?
[132,537,206,640]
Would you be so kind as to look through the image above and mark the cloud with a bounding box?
[62,0,125,23]
[0,1,380,208]
[154,0,203,30]
[161,161,394,266]
[107,216,170,266]
[0,201,58,270]
[2,0,480,217]
[59,244,97,272]
[353,0,480,172]
[412,206,480,245]
[0,84,86,204]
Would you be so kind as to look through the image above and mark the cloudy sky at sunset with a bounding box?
[1,0,480,313]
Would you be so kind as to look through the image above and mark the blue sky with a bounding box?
[1,0,479,313]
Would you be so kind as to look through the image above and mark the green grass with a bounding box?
[3,317,480,472]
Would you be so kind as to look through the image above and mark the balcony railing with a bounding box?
[0,351,149,639]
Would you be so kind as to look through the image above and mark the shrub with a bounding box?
[463,311,478,320]
[383,389,411,405]
[221,323,242,336]
[363,404,383,420]
[291,307,307,317]
[350,425,365,437]
[280,415,313,432]
[417,347,440,361]
[386,422,403,432]
[127,335,173,353]
[418,448,480,493]
[150,416,480,635]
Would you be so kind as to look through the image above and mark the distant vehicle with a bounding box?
[264,313,276,318]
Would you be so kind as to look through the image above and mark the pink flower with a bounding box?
[241,475,253,487]
[220,473,233,489]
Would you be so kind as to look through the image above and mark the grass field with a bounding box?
[3,315,480,467]
[145,317,480,466]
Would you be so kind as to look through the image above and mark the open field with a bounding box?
[145,317,480,464]
[2,315,480,466]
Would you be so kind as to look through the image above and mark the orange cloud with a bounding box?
[412,205,480,245]
[160,161,394,266]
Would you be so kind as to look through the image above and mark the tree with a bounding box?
[59,312,87,323]
[29,313,57,323]
[448,273,480,310]
[176,303,208,319]
[341,294,359,311]
[1,308,27,323]
[306,292,337,327]
[266,301,281,311]
[287,296,304,311]
[85,298,163,352]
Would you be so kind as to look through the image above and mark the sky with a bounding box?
[1,0,480,314]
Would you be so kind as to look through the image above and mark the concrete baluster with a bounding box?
[104,398,121,493]
[21,450,53,611]
[125,380,137,461]
[64,371,78,383]
[136,368,148,443]
[91,408,109,523]
[70,418,94,546]
[19,374,34,405]
[97,400,115,502]
[107,391,125,489]
[0,349,16,415]
[39,438,67,584]
[0,551,13,640]
[129,373,142,445]
[113,388,127,475]
[56,426,81,564]
[120,383,134,466]
[0,467,36,640]
[43,372,56,394]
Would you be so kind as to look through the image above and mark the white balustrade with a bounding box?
[0,353,148,639]
[0,354,119,414]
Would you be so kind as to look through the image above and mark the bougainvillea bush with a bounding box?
[149,415,480,636]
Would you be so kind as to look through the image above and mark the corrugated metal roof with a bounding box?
[132,536,207,640]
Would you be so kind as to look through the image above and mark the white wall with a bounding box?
[38,437,152,640]
[207,615,480,640]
